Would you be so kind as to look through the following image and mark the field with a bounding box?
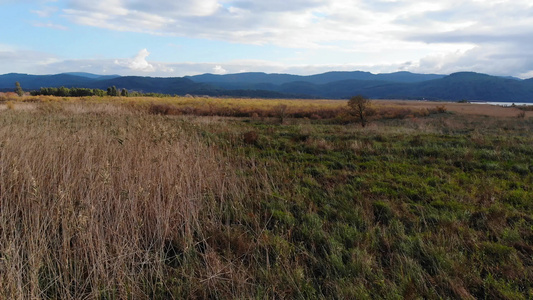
[1,95,533,299]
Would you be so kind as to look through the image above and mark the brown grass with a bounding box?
[3,95,531,118]
[1,97,532,298]
[0,104,267,299]
[373,100,533,118]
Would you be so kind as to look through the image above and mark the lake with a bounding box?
[472,102,533,106]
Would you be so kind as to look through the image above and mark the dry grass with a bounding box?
[3,94,530,118]
[0,104,267,299]
[374,100,533,117]
[2,96,532,298]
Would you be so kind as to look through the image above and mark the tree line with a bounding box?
[29,86,173,98]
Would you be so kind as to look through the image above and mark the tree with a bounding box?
[94,89,106,97]
[107,86,118,96]
[57,86,70,97]
[14,82,23,97]
[348,95,371,127]
[121,88,129,97]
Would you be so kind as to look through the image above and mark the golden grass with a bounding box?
[374,100,533,118]
[0,105,268,299]
[3,94,530,119]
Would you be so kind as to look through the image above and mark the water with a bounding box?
[471,102,533,106]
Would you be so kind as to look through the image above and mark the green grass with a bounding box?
[1,101,533,299]
[207,114,533,299]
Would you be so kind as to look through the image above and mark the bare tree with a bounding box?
[274,104,288,124]
[348,95,371,127]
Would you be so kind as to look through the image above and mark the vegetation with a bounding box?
[14,81,23,97]
[1,96,532,299]
[31,87,107,97]
[107,85,119,96]
[30,86,173,98]
[348,94,372,127]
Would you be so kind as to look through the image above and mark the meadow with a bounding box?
[1,95,532,299]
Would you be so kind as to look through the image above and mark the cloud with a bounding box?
[408,45,533,77]
[129,49,155,72]
[56,0,533,77]
[31,6,58,17]
[3,0,533,78]
[57,0,531,63]
[114,49,155,72]
[3,45,533,79]
[212,65,227,74]
[59,0,420,48]
[0,46,60,73]
[32,22,68,30]
[129,0,221,17]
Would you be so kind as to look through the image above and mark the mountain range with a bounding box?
[1,71,532,102]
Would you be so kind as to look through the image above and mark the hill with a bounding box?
[1,71,533,102]
[61,72,121,80]
[0,73,101,90]
[362,72,533,101]
[187,71,444,86]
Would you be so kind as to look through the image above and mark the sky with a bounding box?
[1,0,533,78]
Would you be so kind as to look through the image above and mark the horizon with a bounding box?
[2,1,533,78]
[1,70,527,80]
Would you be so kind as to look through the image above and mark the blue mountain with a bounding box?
[1,71,532,102]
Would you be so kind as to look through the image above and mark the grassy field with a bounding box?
[1,96,532,299]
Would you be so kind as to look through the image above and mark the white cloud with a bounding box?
[31,6,58,17]
[57,0,533,74]
[59,0,450,49]
[59,1,531,65]
[114,49,156,72]
[0,46,60,74]
[32,22,68,30]
[212,65,227,74]
[3,46,533,79]
[129,49,155,72]
[3,0,533,78]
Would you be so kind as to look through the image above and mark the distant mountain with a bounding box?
[500,76,523,81]
[276,79,393,98]
[1,71,532,101]
[0,73,211,95]
[373,71,445,83]
[85,76,209,94]
[61,72,121,80]
[188,71,533,101]
[305,72,532,101]
[187,71,444,87]
[0,73,101,90]
[186,72,302,85]
[400,72,529,101]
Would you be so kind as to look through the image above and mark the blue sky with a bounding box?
[1,0,533,78]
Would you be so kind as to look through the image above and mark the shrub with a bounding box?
[435,105,447,113]
[243,130,259,145]
[273,104,288,124]
[148,103,175,115]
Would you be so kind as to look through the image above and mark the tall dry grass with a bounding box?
[0,104,265,299]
